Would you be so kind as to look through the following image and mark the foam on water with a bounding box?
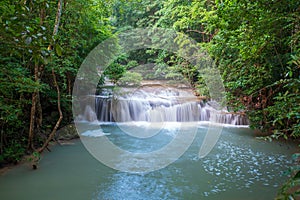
[81,129,111,137]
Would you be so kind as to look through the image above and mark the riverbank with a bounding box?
[0,164,15,176]
[0,123,79,175]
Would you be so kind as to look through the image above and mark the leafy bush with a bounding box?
[3,141,25,163]
[117,71,143,86]
[104,63,126,84]
[276,153,300,199]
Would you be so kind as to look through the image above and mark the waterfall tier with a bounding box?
[80,86,249,125]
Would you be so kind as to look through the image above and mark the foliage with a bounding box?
[117,71,143,86]
[0,0,112,163]
[111,0,163,29]
[104,63,126,84]
[109,0,300,140]
[0,0,299,167]
[207,0,300,137]
[276,153,300,199]
[2,140,25,163]
[264,79,300,137]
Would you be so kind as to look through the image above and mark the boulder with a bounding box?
[55,124,79,140]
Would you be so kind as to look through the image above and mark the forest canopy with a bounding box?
[0,0,299,164]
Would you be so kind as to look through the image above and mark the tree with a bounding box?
[203,0,300,137]
[104,63,126,84]
[0,0,112,163]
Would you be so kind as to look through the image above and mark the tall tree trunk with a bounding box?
[31,0,64,168]
[35,93,43,134]
[27,62,39,150]
[36,65,44,135]
[27,2,47,150]
[37,0,64,153]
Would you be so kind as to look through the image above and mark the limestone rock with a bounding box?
[55,124,79,140]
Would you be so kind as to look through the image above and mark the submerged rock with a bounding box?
[55,124,79,140]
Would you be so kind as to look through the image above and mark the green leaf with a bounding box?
[55,44,63,56]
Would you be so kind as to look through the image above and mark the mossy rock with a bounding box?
[55,124,79,140]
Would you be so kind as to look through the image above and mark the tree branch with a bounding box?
[48,0,63,50]
[37,68,63,153]
[53,0,63,36]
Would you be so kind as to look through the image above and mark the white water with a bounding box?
[80,86,249,125]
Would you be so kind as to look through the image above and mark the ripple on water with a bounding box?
[200,140,292,195]
[94,172,184,200]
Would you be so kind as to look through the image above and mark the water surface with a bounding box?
[0,123,296,200]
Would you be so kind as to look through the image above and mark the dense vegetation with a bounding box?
[0,0,112,163]
[0,0,299,172]
[0,0,299,198]
[108,0,300,140]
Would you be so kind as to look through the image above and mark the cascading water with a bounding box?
[79,85,249,125]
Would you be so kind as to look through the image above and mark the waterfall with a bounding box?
[79,86,249,125]
[83,105,98,122]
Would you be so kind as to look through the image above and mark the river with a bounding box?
[0,122,296,200]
